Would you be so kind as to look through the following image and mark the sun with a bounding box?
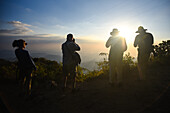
[118,26,135,44]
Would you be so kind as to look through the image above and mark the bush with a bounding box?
[153,40,170,58]
[152,40,170,66]
[0,59,17,79]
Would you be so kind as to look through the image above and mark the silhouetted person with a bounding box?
[134,26,154,80]
[106,28,127,86]
[62,34,80,91]
[12,39,36,96]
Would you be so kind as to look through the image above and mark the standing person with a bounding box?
[62,33,80,91]
[134,26,154,80]
[12,39,36,96]
[106,28,127,86]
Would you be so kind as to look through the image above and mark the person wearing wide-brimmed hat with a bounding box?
[134,26,154,80]
[106,28,127,86]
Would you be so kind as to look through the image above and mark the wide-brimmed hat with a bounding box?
[110,28,119,35]
[136,26,147,33]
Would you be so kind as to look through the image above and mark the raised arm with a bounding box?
[150,33,154,45]
[74,43,80,51]
[123,38,127,52]
[134,35,139,47]
[68,42,80,53]
[106,37,112,48]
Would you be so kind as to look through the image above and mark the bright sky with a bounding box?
[0,0,170,59]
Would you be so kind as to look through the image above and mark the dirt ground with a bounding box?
[0,66,170,113]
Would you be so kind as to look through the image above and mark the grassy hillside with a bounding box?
[0,40,169,113]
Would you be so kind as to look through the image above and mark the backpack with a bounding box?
[73,52,81,65]
[65,43,81,65]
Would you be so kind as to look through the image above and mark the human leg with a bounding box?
[109,61,116,84]
[70,64,76,89]
[137,52,144,80]
[141,53,150,79]
[117,62,123,85]
[138,52,150,80]
[25,70,33,95]
[109,61,113,84]
[109,64,113,84]
[63,65,68,89]
[18,69,27,94]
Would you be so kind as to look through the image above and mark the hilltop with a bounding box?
[0,40,170,113]
[0,62,170,113]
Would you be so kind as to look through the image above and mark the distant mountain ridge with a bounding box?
[0,50,99,70]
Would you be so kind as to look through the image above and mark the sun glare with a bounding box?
[118,26,135,44]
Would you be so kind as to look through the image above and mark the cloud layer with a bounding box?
[0,21,33,35]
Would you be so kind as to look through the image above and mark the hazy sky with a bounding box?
[0,0,170,59]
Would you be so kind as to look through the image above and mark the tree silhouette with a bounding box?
[153,40,170,58]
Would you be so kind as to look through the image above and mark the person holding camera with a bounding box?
[106,28,127,86]
[61,33,80,92]
[134,26,154,80]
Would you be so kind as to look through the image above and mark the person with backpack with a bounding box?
[62,33,81,92]
[134,26,154,80]
[106,28,127,86]
[12,39,36,96]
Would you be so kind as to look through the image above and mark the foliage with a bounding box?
[123,52,135,65]
[99,52,108,61]
[76,65,106,82]
[1,40,169,83]
[97,60,109,72]
[0,58,63,82]
[76,66,88,82]
[95,40,170,76]
[153,40,170,57]
[152,40,170,65]
[33,58,63,82]
[123,52,136,71]
[86,52,137,79]
[0,59,17,79]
